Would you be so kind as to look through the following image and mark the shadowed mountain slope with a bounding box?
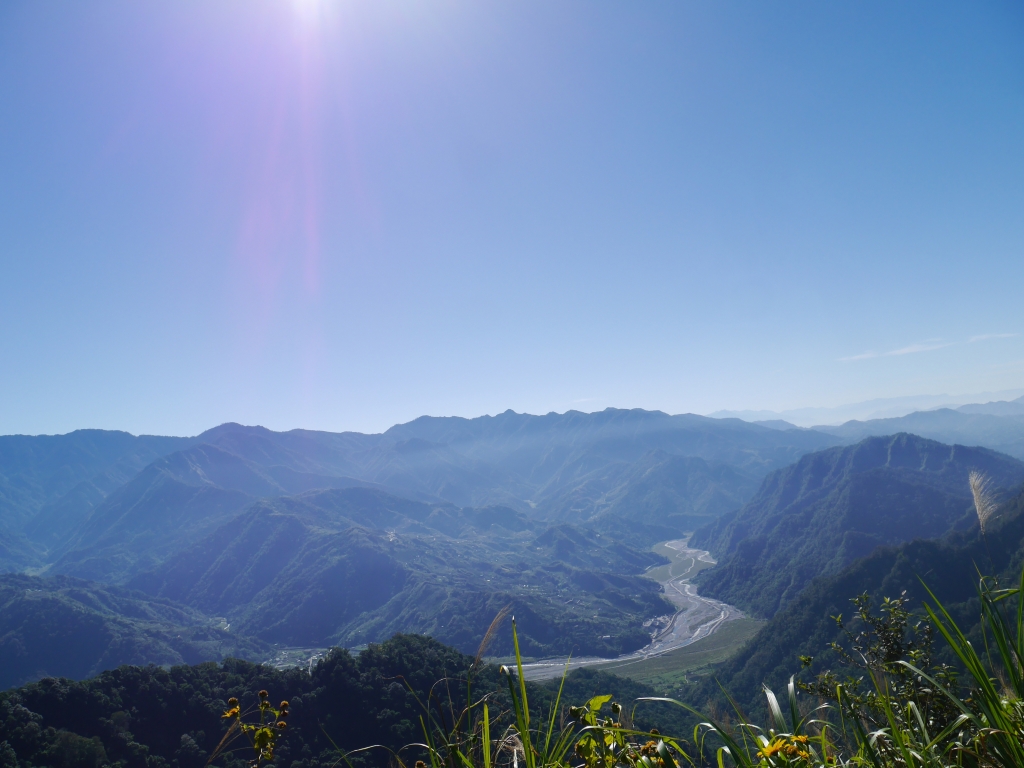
[0,430,193,564]
[131,487,671,658]
[692,433,1024,617]
[541,451,760,540]
[49,444,381,582]
[0,573,267,690]
[683,480,1024,720]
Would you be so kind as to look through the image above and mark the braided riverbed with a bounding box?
[519,537,744,681]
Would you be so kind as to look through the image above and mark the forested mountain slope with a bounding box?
[0,574,266,690]
[0,634,687,768]
[49,444,381,582]
[130,487,670,657]
[692,433,1024,617]
[0,430,192,570]
[540,452,760,540]
[682,480,1024,719]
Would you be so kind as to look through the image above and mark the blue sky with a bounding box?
[1,1,1022,436]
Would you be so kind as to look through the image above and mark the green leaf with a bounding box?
[587,694,613,714]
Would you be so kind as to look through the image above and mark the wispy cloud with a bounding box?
[840,339,949,362]
[885,340,952,356]
[840,333,1018,363]
[969,333,1018,343]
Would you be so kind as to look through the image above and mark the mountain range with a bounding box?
[709,391,1024,427]
[813,408,1024,459]
[0,409,841,685]
[2,409,840,575]
[3,402,1024,694]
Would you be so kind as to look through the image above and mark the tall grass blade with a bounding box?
[763,685,786,733]
[918,578,1024,767]
[543,657,571,758]
[638,697,756,768]
[482,703,491,768]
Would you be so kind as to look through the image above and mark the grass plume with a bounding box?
[473,604,512,669]
[969,470,998,533]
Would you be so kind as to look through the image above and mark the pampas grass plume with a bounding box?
[473,604,512,668]
[969,470,998,534]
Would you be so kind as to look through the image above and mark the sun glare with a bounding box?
[292,0,328,24]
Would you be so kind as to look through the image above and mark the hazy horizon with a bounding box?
[2,386,1022,438]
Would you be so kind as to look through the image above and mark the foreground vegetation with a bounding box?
[406,561,1024,768]
[6,560,1024,768]
[0,634,690,768]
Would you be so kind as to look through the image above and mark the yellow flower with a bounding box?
[221,707,240,719]
[757,740,784,758]
[792,734,809,744]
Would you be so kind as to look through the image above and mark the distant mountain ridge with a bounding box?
[955,397,1024,416]
[710,394,1024,460]
[691,433,1024,617]
[812,408,1024,460]
[709,390,1024,427]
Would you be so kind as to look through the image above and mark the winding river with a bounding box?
[519,538,743,680]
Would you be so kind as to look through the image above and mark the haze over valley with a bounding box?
[4,396,1024,692]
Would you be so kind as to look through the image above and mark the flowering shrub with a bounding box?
[210,689,290,768]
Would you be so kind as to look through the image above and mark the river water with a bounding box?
[519,537,743,680]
